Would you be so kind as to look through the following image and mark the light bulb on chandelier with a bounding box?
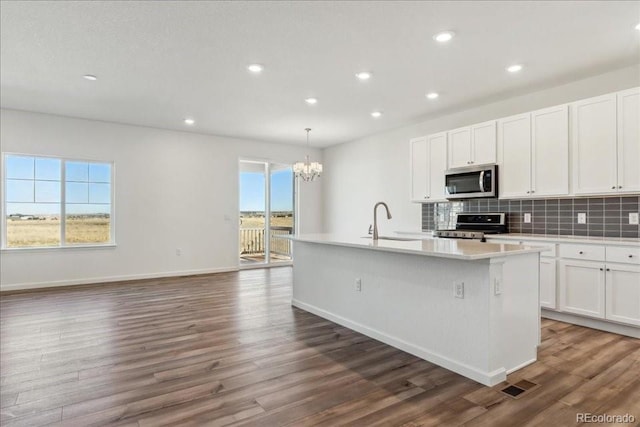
[293,128,323,182]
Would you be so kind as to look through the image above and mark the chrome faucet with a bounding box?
[373,202,392,240]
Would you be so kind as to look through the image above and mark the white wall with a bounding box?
[323,64,640,236]
[0,109,322,290]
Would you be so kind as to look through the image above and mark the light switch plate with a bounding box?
[630,212,639,225]
[523,213,531,223]
[577,213,587,224]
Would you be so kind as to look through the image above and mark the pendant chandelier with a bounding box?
[293,128,323,182]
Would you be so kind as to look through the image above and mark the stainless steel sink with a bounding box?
[361,236,421,241]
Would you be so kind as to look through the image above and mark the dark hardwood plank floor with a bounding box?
[1,267,638,426]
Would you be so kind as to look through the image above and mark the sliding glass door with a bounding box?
[239,161,295,266]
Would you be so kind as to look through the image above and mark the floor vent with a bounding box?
[500,379,539,399]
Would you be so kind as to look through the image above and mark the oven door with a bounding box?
[445,165,496,199]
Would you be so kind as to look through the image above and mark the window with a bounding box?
[3,154,113,248]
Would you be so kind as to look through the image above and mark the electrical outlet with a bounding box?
[176,248,182,256]
[454,282,464,299]
[355,278,362,292]
[630,212,639,225]
[524,213,531,223]
[494,278,502,295]
[577,213,587,224]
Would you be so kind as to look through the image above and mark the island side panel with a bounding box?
[291,241,498,385]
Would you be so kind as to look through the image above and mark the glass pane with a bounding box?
[66,161,89,182]
[35,158,61,180]
[269,166,294,263]
[65,204,111,244]
[89,163,111,183]
[35,180,61,203]
[6,203,61,247]
[66,182,88,203]
[6,156,34,179]
[6,179,33,202]
[89,183,110,203]
[239,164,266,265]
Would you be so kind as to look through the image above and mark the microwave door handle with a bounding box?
[479,171,485,192]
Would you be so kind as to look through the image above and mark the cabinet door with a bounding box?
[540,258,557,310]
[605,264,640,326]
[559,260,605,319]
[427,132,448,201]
[532,105,569,197]
[571,94,617,195]
[410,137,428,202]
[498,113,531,198]
[617,87,640,193]
[447,127,471,169]
[471,121,497,166]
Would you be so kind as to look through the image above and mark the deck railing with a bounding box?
[240,226,293,257]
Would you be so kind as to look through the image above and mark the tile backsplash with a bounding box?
[421,196,640,238]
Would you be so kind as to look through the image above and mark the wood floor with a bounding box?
[1,267,639,427]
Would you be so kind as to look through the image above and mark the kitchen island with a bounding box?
[289,234,546,386]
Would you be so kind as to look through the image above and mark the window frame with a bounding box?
[2,152,116,250]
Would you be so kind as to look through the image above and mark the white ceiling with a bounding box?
[1,1,639,147]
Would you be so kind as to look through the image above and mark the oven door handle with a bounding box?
[479,171,485,192]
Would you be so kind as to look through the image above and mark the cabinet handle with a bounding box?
[618,186,622,189]
[611,186,616,189]
[531,190,535,193]
[599,268,604,271]
[579,251,584,254]
[526,191,530,194]
[606,268,611,272]
[629,255,633,258]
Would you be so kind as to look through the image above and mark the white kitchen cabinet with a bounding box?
[531,104,569,196]
[559,259,605,319]
[498,113,531,198]
[617,87,640,193]
[409,133,448,202]
[571,93,618,195]
[447,121,496,169]
[410,136,428,202]
[605,264,640,326]
[540,258,557,310]
[427,132,448,201]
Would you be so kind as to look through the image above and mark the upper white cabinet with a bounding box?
[447,121,496,169]
[572,89,640,195]
[498,113,531,198]
[532,105,570,196]
[409,133,448,202]
[617,87,640,193]
[410,136,428,203]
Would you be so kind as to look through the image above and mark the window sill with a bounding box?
[1,243,117,253]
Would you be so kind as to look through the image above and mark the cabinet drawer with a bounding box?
[606,246,640,265]
[559,244,605,261]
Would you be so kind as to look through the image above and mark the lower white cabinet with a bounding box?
[605,264,640,326]
[559,260,606,319]
[539,258,557,310]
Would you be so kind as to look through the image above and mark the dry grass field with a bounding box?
[239,214,294,256]
[6,217,110,247]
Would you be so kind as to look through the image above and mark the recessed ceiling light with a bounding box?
[247,64,264,73]
[371,111,382,118]
[506,64,523,73]
[83,74,97,81]
[305,97,318,105]
[355,71,372,80]
[636,23,640,30]
[184,118,195,125]
[426,92,439,100]
[433,31,455,43]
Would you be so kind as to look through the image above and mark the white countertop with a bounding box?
[397,230,640,247]
[288,233,545,261]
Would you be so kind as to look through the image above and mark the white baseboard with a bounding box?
[0,266,239,292]
[542,309,640,339]
[292,298,506,386]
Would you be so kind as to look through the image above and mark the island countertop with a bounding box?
[288,233,546,261]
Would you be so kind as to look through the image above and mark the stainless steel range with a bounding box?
[435,213,507,242]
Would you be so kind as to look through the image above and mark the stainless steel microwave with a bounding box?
[445,164,497,200]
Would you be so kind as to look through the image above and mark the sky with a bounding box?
[240,168,293,212]
[5,155,111,215]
